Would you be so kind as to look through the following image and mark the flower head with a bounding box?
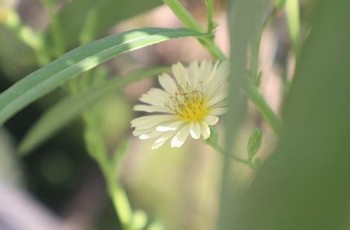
[131,60,228,149]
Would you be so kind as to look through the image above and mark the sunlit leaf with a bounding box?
[0,28,204,126]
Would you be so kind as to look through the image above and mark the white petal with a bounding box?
[205,61,220,83]
[209,107,227,116]
[205,71,228,98]
[198,60,213,82]
[207,91,227,107]
[204,116,219,125]
[133,128,161,137]
[188,61,199,87]
[139,132,161,140]
[139,88,169,106]
[134,105,171,113]
[131,115,176,129]
[158,73,177,94]
[215,60,230,80]
[202,61,228,96]
[189,121,201,139]
[156,120,184,132]
[171,125,190,148]
[200,122,211,139]
[172,62,189,85]
[152,132,175,149]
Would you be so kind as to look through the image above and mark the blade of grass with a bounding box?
[18,67,168,154]
[0,27,205,126]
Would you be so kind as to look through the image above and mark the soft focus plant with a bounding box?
[1,0,326,229]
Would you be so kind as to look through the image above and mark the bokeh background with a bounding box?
[2,0,349,230]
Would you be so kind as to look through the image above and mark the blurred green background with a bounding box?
[1,0,350,229]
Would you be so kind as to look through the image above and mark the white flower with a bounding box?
[131,60,228,149]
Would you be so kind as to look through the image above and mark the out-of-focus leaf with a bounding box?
[233,1,350,229]
[0,129,22,185]
[18,67,168,155]
[0,21,35,77]
[219,0,268,229]
[0,27,204,126]
[275,0,286,9]
[44,0,163,50]
[285,0,300,50]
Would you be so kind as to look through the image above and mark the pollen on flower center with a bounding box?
[167,85,208,122]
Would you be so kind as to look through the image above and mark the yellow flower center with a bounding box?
[167,85,208,121]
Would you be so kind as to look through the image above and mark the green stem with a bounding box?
[205,0,215,33]
[77,75,133,230]
[249,7,283,136]
[163,0,225,59]
[2,10,49,64]
[163,0,203,31]
[251,7,278,84]
[285,0,300,51]
[204,127,251,167]
[107,172,132,229]
[207,141,251,166]
[246,78,283,136]
[42,0,64,57]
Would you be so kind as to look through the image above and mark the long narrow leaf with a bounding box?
[18,67,168,154]
[0,28,204,126]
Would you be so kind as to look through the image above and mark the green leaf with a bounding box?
[233,1,350,229]
[18,67,169,154]
[0,27,204,126]
[220,0,268,228]
[247,128,262,160]
[44,0,163,50]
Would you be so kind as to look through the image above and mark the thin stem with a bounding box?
[107,172,132,229]
[246,77,283,136]
[208,141,251,166]
[2,10,49,64]
[251,7,278,83]
[78,77,133,230]
[163,0,203,32]
[204,127,251,167]
[248,7,283,136]
[42,0,64,57]
[205,0,215,33]
[163,0,225,59]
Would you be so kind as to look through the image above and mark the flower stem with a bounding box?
[2,9,49,65]
[42,0,64,57]
[207,140,251,166]
[248,7,283,136]
[204,127,251,167]
[163,0,225,60]
[205,0,215,33]
[246,78,283,136]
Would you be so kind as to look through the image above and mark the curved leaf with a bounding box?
[0,27,204,126]
[18,67,168,154]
